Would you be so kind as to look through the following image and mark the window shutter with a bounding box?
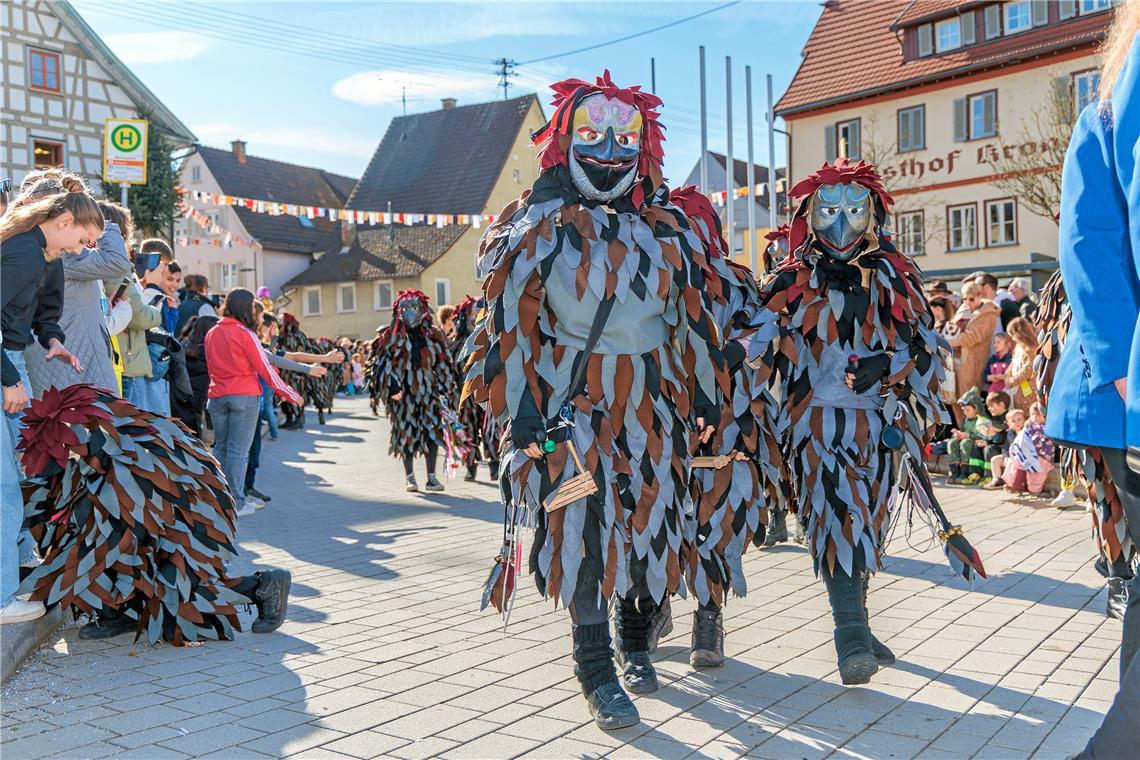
[918,24,933,57]
[984,92,997,136]
[1059,0,1076,19]
[915,106,925,149]
[961,11,976,44]
[848,120,861,160]
[898,110,910,151]
[209,263,221,291]
[984,4,1001,38]
[824,125,836,162]
[1054,76,1074,123]
[953,98,968,141]
[1031,0,1048,26]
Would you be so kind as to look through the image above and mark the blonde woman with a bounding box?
[1,179,103,624]
[1002,316,1040,413]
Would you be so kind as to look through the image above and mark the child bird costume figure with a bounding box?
[747,159,967,685]
[452,296,501,482]
[462,71,727,729]
[370,289,456,492]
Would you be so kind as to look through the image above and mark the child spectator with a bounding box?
[1001,317,1040,414]
[351,352,364,393]
[982,333,1013,393]
[978,391,1011,487]
[1003,403,1056,496]
[948,387,990,485]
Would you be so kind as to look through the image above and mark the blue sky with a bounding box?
[76,0,821,188]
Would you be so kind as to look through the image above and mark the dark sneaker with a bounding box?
[1108,577,1129,620]
[78,612,136,640]
[247,488,272,503]
[585,680,639,730]
[646,596,673,654]
[691,608,725,668]
[406,475,419,492]
[424,475,445,493]
[464,466,477,482]
[761,512,788,547]
[251,570,291,633]
[617,651,658,694]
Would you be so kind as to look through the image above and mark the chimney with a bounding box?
[441,98,457,110]
[340,220,354,249]
[231,139,247,164]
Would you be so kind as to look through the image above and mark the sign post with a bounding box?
[103,118,148,202]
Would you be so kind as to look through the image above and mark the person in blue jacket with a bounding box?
[1050,10,1140,756]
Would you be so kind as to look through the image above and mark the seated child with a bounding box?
[982,333,1013,394]
[948,387,991,485]
[1003,403,1057,495]
[986,408,1025,490]
[979,391,1011,488]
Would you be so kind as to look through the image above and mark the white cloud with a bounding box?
[191,123,378,160]
[331,69,497,107]
[102,31,212,64]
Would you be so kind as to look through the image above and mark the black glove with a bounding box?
[723,340,746,375]
[510,416,546,449]
[848,353,892,393]
[693,385,721,430]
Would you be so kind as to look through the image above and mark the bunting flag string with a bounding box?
[176,201,254,249]
[177,187,494,230]
[708,179,788,207]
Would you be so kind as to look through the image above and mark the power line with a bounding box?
[518,1,741,64]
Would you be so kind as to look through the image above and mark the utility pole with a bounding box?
[745,65,756,273]
[699,46,708,193]
[494,58,517,100]
[725,56,734,259]
[401,85,407,116]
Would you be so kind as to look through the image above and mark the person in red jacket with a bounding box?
[205,289,301,518]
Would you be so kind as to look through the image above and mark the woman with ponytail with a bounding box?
[1,179,103,624]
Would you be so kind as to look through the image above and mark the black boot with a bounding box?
[760,510,788,547]
[318,409,326,425]
[1107,577,1130,620]
[823,565,878,685]
[488,460,500,481]
[573,622,639,730]
[646,596,673,654]
[251,569,291,633]
[691,606,725,668]
[464,464,477,482]
[861,570,895,666]
[613,599,658,694]
[78,608,137,640]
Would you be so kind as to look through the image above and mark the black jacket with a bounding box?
[2,229,65,386]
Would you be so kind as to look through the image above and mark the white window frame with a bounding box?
[435,278,451,307]
[897,105,925,152]
[895,211,925,257]
[985,199,1017,247]
[835,118,861,160]
[1072,70,1101,118]
[1004,1,1032,34]
[968,90,997,139]
[948,204,978,251]
[337,283,356,313]
[219,262,239,291]
[303,286,322,317]
[1080,0,1113,13]
[374,280,394,311]
[190,165,201,183]
[935,18,961,52]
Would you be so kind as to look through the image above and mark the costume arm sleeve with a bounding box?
[266,352,312,374]
[63,222,131,282]
[242,329,302,404]
[1059,104,1138,390]
[32,260,66,349]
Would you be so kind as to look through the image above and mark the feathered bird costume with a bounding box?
[452,295,501,479]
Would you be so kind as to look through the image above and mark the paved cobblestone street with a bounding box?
[0,396,1122,759]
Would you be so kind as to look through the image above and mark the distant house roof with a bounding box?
[197,144,358,254]
[54,1,195,144]
[347,95,538,214]
[776,1,1112,116]
[284,225,469,287]
[685,152,787,214]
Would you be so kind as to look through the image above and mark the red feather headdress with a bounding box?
[668,185,728,260]
[532,69,665,208]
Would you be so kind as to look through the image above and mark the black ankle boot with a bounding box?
[573,622,639,730]
[464,464,477,482]
[489,460,500,481]
[318,410,326,425]
[760,510,788,547]
[647,596,673,654]
[861,570,894,666]
[823,566,878,685]
[613,599,658,694]
[251,569,291,633]
[1107,577,1130,620]
[691,606,725,668]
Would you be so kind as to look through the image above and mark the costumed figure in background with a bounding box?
[18,385,290,643]
[746,159,984,685]
[1034,271,1133,618]
[452,295,501,482]
[661,186,783,667]
[462,71,727,729]
[370,289,456,493]
[307,335,339,424]
[275,312,311,430]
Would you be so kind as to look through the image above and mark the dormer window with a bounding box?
[935,18,962,52]
[1004,1,1032,34]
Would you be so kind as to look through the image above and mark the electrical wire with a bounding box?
[518,1,741,64]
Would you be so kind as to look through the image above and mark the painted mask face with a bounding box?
[568,93,642,202]
[810,183,872,260]
[400,300,425,328]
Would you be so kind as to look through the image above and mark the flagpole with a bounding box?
[725,56,734,259]
[745,65,756,273]
[699,46,708,193]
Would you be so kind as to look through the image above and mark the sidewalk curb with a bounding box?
[1,607,64,684]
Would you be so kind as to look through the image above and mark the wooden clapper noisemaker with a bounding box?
[545,423,597,513]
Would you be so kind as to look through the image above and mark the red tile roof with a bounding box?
[893,0,985,27]
[777,0,1111,116]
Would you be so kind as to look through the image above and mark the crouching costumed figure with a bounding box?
[747,159,960,685]
[462,71,727,728]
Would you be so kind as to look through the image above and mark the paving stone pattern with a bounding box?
[0,396,1120,759]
